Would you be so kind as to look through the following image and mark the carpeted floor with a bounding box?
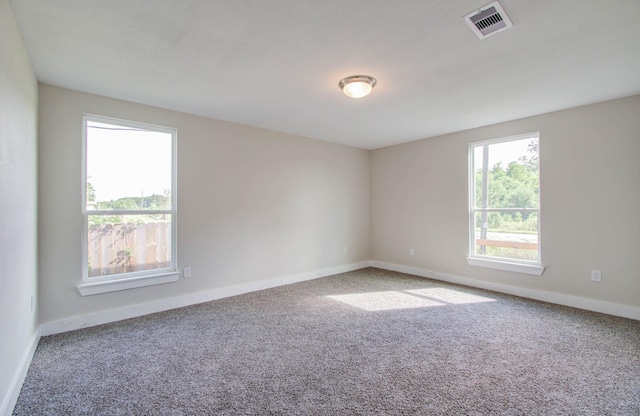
[13,268,640,415]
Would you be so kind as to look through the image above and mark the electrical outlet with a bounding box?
[343,247,348,254]
[183,267,192,278]
[591,270,601,282]
[409,248,415,256]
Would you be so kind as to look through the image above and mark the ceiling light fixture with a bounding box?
[339,75,377,98]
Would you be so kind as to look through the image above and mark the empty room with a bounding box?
[2,0,639,415]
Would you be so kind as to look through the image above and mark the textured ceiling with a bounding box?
[10,0,640,149]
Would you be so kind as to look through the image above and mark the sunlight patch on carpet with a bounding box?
[326,288,495,311]
[406,288,496,305]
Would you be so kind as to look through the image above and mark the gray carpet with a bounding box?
[14,268,640,415]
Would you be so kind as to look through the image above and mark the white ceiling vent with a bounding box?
[464,1,513,39]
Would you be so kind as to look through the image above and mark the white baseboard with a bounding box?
[1,328,40,416]
[370,261,640,321]
[8,260,637,416]
[40,259,639,337]
[41,261,370,336]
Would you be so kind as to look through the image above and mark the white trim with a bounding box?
[369,261,640,321]
[44,262,370,336]
[468,132,542,267]
[43,259,640,337]
[1,328,40,416]
[470,132,540,148]
[89,209,172,216]
[77,271,181,296]
[81,266,177,285]
[466,256,544,275]
[83,113,177,134]
[81,114,178,286]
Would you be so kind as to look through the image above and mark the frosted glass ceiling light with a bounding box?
[339,75,377,98]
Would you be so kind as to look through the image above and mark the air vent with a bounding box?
[464,1,513,39]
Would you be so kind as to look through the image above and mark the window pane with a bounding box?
[473,137,539,209]
[473,145,486,208]
[87,214,172,277]
[474,211,538,261]
[86,121,172,211]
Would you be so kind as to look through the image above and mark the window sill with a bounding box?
[77,271,180,296]
[466,257,545,276]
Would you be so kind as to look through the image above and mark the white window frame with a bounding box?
[467,132,544,276]
[78,114,179,295]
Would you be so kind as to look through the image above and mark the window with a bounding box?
[79,115,178,295]
[468,133,543,275]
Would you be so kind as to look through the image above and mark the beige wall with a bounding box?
[38,84,370,324]
[37,88,640,325]
[371,95,640,309]
[0,0,39,413]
